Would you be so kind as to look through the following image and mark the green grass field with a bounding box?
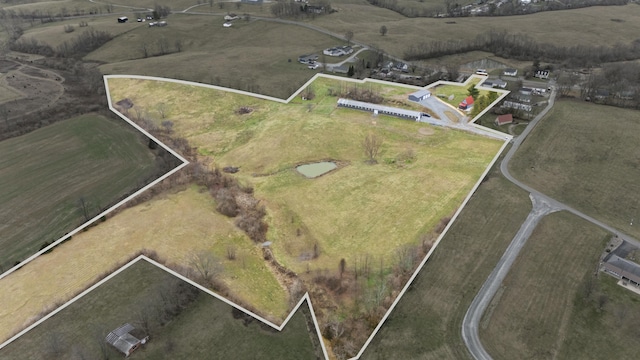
[0,259,319,359]
[510,100,640,240]
[0,113,157,270]
[479,211,610,359]
[361,149,532,359]
[107,76,504,276]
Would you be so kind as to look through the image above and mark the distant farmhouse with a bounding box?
[534,70,550,79]
[323,46,353,57]
[224,13,239,21]
[105,323,149,357]
[459,95,475,111]
[298,54,319,64]
[503,68,518,77]
[483,79,507,89]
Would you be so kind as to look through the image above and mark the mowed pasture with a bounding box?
[361,150,532,359]
[311,4,640,59]
[479,211,610,359]
[510,100,640,240]
[0,113,157,270]
[0,259,318,360]
[0,186,288,344]
[107,76,504,276]
[87,16,342,98]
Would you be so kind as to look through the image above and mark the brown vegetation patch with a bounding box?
[418,127,434,136]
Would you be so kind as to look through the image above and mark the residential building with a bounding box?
[503,68,518,76]
[495,114,513,126]
[408,89,431,102]
[459,95,475,110]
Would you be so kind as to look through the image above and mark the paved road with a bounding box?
[462,194,560,360]
[462,86,640,360]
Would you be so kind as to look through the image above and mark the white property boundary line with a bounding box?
[0,73,513,359]
[0,78,190,282]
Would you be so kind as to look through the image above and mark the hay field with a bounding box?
[0,186,288,344]
[312,4,640,59]
[479,212,610,359]
[0,113,156,270]
[107,76,503,275]
[0,260,317,360]
[509,100,640,240]
[88,16,341,98]
[361,150,532,359]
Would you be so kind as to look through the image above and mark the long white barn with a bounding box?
[337,98,426,121]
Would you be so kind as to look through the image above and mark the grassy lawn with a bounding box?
[0,186,288,343]
[107,76,504,276]
[479,211,610,359]
[0,259,318,360]
[361,149,532,359]
[430,78,490,109]
[509,100,640,240]
[0,113,157,270]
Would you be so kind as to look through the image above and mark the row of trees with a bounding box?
[404,30,640,68]
[10,28,112,59]
[270,0,332,18]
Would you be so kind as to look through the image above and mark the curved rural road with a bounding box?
[463,88,640,359]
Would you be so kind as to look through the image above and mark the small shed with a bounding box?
[106,324,148,357]
[495,114,513,126]
[117,16,128,23]
[408,89,431,102]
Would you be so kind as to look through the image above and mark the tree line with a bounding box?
[9,28,113,59]
[404,30,640,68]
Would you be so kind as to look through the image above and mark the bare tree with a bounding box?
[339,258,346,278]
[141,42,149,58]
[226,245,236,260]
[78,196,90,221]
[156,37,169,55]
[362,133,383,164]
[345,30,354,45]
[189,251,220,287]
[157,103,167,119]
[174,39,183,53]
[379,25,387,36]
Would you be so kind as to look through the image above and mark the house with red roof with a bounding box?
[459,95,474,111]
[495,114,513,126]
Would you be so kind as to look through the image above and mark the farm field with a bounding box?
[310,4,640,60]
[0,186,288,344]
[0,259,319,360]
[0,113,157,271]
[107,76,504,275]
[478,211,618,359]
[87,16,342,99]
[509,100,640,240]
[360,149,532,359]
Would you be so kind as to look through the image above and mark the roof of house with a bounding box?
[496,114,513,125]
[106,324,140,355]
[504,68,517,73]
[460,96,474,106]
[604,255,640,284]
[409,89,431,99]
[493,79,507,86]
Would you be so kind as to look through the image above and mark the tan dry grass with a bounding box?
[0,186,288,344]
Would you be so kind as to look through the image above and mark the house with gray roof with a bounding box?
[602,254,640,287]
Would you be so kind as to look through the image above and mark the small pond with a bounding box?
[296,162,337,178]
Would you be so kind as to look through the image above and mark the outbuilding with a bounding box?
[495,114,513,126]
[105,324,148,357]
[408,89,431,102]
[117,16,128,23]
